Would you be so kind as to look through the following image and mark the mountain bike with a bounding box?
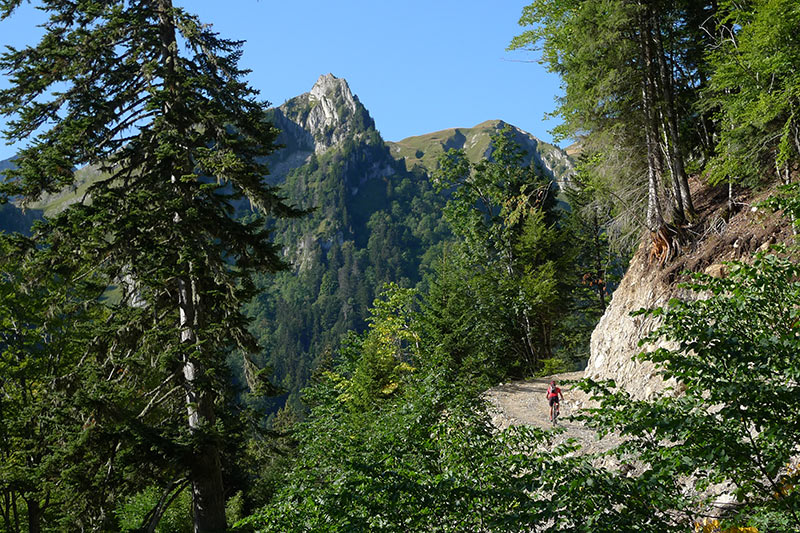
[551,401,560,426]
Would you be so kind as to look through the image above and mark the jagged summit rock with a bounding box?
[305,74,367,150]
[277,74,374,153]
[266,74,378,182]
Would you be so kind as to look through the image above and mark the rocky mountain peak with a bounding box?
[309,73,358,122]
[264,74,382,185]
[273,73,375,157]
[304,74,367,152]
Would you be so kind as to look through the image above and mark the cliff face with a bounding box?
[586,181,791,399]
[586,246,686,399]
[279,73,371,151]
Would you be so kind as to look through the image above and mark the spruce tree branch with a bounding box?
[138,383,182,420]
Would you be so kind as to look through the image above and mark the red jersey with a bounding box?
[547,385,561,398]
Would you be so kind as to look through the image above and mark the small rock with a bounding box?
[704,263,726,278]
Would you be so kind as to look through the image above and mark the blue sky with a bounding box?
[0,1,562,161]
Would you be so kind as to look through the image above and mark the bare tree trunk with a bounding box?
[522,315,535,370]
[0,492,10,533]
[638,3,682,264]
[660,123,685,223]
[638,6,665,232]
[11,492,19,533]
[178,277,228,533]
[793,118,800,160]
[26,499,40,533]
[652,8,695,220]
[592,210,606,310]
[728,178,734,215]
[144,480,189,533]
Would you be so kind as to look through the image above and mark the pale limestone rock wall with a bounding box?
[304,74,363,154]
[586,245,692,399]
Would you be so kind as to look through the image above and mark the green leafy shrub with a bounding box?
[580,250,800,531]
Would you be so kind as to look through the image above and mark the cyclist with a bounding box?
[546,380,563,422]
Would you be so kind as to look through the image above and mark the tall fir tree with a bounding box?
[0,1,301,530]
[511,0,716,259]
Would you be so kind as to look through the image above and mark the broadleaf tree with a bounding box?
[243,284,686,533]
[0,1,302,530]
[705,0,800,188]
[579,251,800,531]
[431,126,571,376]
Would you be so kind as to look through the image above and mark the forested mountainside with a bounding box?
[0,158,39,234]
[242,74,451,413]
[0,203,39,235]
[247,1,800,531]
[242,74,576,413]
[0,156,13,174]
[0,74,576,416]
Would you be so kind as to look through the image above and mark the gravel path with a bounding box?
[484,371,625,456]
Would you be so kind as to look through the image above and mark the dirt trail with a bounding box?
[484,370,624,455]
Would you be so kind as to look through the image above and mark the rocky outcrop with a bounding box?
[305,74,371,152]
[585,246,688,399]
[266,74,381,184]
[281,73,371,153]
[586,181,792,400]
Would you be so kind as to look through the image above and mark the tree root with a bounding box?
[648,224,684,265]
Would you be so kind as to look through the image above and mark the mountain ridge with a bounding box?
[387,119,574,187]
[0,73,574,218]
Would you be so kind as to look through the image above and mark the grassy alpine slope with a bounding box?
[387,119,573,183]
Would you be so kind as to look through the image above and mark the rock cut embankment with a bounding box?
[587,179,792,399]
